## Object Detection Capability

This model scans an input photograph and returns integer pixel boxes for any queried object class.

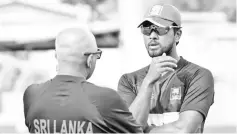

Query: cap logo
[149,5,163,16]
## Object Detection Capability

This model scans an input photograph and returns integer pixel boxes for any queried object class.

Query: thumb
[161,53,167,76]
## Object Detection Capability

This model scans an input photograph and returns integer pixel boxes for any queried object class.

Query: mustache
[148,40,160,46]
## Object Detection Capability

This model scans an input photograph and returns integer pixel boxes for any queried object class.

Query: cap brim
[137,16,173,28]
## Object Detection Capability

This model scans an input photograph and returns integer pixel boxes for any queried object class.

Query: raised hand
[145,53,177,84]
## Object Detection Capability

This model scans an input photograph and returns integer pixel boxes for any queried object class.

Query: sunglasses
[84,49,102,59]
[141,24,180,36]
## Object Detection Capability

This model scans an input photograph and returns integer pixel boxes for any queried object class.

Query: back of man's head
[55,26,97,65]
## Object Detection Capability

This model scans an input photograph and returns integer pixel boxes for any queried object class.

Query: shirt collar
[54,75,86,82]
[176,56,187,70]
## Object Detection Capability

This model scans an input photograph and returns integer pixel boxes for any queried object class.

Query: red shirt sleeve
[99,89,143,133]
[117,74,137,107]
[23,84,39,126]
[180,69,215,120]
[23,84,34,118]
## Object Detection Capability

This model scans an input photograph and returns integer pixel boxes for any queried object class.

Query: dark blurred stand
[0,0,120,51]
[0,30,120,51]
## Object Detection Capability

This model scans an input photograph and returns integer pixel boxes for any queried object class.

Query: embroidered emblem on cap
[170,87,181,100]
[149,5,163,16]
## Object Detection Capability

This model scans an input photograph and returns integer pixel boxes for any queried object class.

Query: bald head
[55,26,97,64]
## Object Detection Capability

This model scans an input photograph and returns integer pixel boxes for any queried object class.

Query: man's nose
[149,30,159,40]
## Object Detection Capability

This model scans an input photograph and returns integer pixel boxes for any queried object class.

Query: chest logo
[170,87,181,100]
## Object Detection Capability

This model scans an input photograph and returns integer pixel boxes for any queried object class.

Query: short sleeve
[23,84,37,120]
[23,85,32,118]
[100,89,143,133]
[117,74,137,107]
[180,69,214,120]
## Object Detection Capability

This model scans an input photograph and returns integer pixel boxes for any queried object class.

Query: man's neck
[165,52,180,61]
[57,61,88,78]
[57,68,86,79]
[167,45,180,61]
[173,54,180,61]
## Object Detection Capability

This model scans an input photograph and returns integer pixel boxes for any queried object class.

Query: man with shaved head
[23,26,143,133]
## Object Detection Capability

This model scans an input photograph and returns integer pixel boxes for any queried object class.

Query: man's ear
[175,30,182,42]
[86,54,93,68]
